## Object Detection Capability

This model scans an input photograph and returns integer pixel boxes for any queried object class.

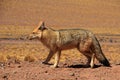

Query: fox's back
[58,28,91,39]
[56,29,92,49]
[58,28,91,35]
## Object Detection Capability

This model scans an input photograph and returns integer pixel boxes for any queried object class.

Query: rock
[69,73,75,76]
[2,73,9,79]
[109,39,113,43]
[45,70,48,73]
[18,65,22,68]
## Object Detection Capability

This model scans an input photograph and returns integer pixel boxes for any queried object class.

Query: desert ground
[0,0,120,80]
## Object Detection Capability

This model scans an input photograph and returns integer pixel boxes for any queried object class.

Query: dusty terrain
[0,0,120,80]
[0,58,120,80]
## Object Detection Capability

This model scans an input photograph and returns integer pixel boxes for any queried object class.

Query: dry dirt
[0,59,120,80]
[0,0,120,80]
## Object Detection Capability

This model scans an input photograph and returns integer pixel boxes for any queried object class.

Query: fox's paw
[90,64,94,68]
[42,61,49,64]
[50,65,58,68]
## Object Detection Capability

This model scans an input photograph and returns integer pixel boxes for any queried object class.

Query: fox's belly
[58,40,78,50]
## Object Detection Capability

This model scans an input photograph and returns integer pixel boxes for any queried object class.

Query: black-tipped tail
[91,35,110,67]
[100,58,110,67]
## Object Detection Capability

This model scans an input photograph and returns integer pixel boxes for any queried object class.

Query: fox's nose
[32,32,36,34]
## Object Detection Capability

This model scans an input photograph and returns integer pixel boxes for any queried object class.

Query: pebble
[69,73,75,76]
[45,70,48,73]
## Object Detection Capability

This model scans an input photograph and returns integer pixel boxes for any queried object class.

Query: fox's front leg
[90,54,95,68]
[42,50,55,64]
[51,50,61,68]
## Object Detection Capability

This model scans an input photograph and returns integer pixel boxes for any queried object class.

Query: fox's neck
[41,28,55,39]
[40,29,58,49]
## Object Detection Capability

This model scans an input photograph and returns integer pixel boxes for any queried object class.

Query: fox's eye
[39,26,46,31]
[38,26,44,30]
[38,27,41,30]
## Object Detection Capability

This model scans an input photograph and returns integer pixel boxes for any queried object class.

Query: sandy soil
[0,60,120,80]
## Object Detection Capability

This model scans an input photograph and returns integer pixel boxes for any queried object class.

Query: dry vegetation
[0,40,82,63]
[0,25,34,39]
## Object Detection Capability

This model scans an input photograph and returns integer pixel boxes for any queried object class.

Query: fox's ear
[39,22,47,31]
[42,22,45,26]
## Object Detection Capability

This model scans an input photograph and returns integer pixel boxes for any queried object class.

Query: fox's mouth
[28,36,34,40]
[28,33,41,40]
[28,31,42,40]
[28,34,36,40]
[28,37,33,40]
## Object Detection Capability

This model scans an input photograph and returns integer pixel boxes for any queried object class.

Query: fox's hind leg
[78,38,94,67]
[84,54,91,67]
[82,53,92,67]
[79,52,95,68]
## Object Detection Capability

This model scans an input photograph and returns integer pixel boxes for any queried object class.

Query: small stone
[18,65,22,68]
[2,73,9,79]
[109,39,113,43]
[116,62,120,65]
[2,75,7,78]
[13,71,17,74]
[69,73,75,76]
[45,71,48,73]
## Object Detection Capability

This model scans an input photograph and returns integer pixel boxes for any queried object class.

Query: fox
[29,21,110,68]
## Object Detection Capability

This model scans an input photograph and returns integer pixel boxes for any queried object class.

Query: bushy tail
[91,35,110,66]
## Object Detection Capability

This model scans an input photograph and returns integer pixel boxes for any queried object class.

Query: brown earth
[0,60,120,80]
[0,0,120,80]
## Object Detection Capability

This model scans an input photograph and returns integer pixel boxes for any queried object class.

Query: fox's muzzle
[28,32,42,40]
[28,34,35,40]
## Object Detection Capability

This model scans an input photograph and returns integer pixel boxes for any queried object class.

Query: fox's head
[29,21,48,40]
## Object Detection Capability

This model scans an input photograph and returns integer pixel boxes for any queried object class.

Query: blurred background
[0,0,120,27]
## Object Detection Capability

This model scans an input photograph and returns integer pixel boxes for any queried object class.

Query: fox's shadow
[67,64,102,68]
[41,61,102,68]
